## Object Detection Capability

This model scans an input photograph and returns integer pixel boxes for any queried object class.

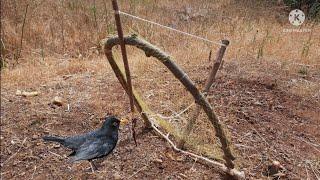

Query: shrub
[283,0,320,19]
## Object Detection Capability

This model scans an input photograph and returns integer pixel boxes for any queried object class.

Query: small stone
[264,160,286,177]
[52,96,64,106]
[273,160,281,167]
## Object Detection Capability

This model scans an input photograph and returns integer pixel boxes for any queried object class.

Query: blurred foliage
[309,2,320,19]
[283,0,320,19]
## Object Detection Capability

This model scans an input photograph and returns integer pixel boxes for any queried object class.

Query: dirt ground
[1,56,319,179]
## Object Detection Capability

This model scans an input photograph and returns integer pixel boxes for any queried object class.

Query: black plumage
[43,116,121,164]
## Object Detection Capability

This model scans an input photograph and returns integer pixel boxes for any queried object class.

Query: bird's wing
[70,138,116,162]
[63,130,100,150]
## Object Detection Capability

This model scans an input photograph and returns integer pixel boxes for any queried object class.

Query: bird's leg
[89,160,98,173]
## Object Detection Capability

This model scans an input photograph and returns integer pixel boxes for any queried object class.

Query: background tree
[283,0,320,19]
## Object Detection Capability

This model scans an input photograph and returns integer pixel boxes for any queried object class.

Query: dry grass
[2,0,320,63]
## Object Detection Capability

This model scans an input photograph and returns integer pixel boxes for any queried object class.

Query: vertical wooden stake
[204,40,229,90]
[112,0,135,113]
[178,40,230,151]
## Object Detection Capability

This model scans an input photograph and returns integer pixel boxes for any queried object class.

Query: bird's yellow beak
[120,118,129,125]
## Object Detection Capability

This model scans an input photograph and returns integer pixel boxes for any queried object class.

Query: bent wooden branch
[178,40,229,149]
[103,34,238,172]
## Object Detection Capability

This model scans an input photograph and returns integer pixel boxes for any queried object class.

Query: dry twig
[127,164,148,179]
[295,137,320,153]
[149,118,245,179]
[2,137,27,165]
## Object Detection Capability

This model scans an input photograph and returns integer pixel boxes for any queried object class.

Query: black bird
[43,116,125,170]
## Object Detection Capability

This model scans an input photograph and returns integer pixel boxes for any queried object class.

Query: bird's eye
[112,122,118,126]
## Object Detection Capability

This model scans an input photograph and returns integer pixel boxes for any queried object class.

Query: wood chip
[16,90,39,97]
[153,158,163,163]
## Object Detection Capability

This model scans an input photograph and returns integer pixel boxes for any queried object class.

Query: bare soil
[1,57,319,179]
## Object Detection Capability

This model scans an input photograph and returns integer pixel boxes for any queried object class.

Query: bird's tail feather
[43,136,65,143]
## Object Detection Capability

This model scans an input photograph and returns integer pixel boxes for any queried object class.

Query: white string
[155,102,195,121]
[119,11,226,47]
